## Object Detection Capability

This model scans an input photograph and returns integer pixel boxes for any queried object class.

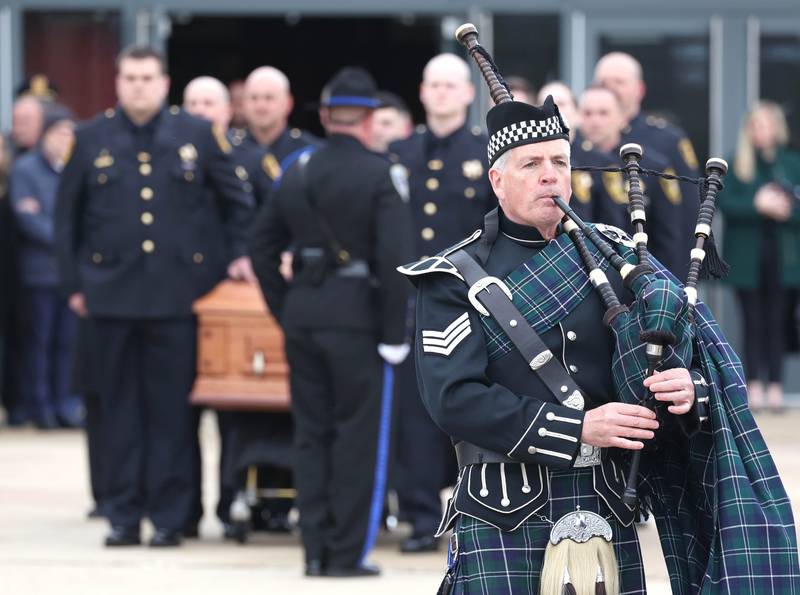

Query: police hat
[320,67,381,109]
[486,95,569,166]
[15,74,58,101]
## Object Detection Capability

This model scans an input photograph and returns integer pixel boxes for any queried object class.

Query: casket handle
[252,350,266,376]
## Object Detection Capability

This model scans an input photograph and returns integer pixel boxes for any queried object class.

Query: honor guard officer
[183,75,258,538]
[594,52,700,278]
[55,46,255,548]
[249,67,413,577]
[388,53,495,554]
[369,91,413,154]
[576,85,684,276]
[231,66,321,205]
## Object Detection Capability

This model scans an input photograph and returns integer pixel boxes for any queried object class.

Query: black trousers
[94,317,197,531]
[737,231,787,384]
[394,348,455,537]
[284,327,385,568]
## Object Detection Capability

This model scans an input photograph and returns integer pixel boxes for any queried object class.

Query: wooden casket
[190,280,290,411]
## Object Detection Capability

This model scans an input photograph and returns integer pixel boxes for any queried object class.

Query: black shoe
[304,560,325,577]
[400,535,440,553]
[326,563,381,577]
[149,528,182,547]
[34,414,59,430]
[183,523,200,539]
[104,526,141,547]
[87,505,108,519]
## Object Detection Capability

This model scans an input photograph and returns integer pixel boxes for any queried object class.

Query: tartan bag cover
[477,227,800,593]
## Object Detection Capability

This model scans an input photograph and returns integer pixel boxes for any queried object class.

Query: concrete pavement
[2,410,799,594]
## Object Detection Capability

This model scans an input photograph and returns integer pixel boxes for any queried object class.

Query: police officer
[369,91,413,154]
[388,53,495,553]
[576,85,684,276]
[594,52,700,278]
[249,67,413,577]
[55,46,255,548]
[183,75,257,538]
[231,66,321,205]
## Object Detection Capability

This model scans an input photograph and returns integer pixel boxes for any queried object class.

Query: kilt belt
[455,440,603,469]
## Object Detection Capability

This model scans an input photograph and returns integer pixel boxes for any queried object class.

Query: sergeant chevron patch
[422,312,471,356]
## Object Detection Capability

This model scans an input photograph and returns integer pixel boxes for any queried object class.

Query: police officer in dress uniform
[183,75,258,538]
[55,46,255,548]
[399,95,705,594]
[231,66,321,206]
[249,67,413,577]
[573,85,684,276]
[594,52,700,279]
[388,53,495,553]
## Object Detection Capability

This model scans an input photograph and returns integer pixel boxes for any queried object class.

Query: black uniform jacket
[230,127,321,206]
[249,133,413,344]
[389,123,495,259]
[572,134,686,277]
[623,113,701,274]
[400,210,702,532]
[55,106,255,319]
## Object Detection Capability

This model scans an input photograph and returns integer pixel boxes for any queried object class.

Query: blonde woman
[719,101,800,412]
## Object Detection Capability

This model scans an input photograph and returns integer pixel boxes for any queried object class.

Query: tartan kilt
[447,467,645,595]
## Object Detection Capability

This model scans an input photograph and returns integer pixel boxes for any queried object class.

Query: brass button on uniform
[140,187,154,200]
[464,187,476,199]
[425,178,439,191]
[139,163,152,176]
[91,252,103,264]
[567,331,577,341]
[427,159,443,171]
[140,212,154,225]
[142,240,155,253]
[97,174,108,184]
[184,171,195,181]
[423,202,438,216]
[527,446,537,455]
[193,252,204,264]
[421,227,435,241]
[137,152,150,163]
[569,364,579,373]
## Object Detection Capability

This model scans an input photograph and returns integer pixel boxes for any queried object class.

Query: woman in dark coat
[719,101,800,412]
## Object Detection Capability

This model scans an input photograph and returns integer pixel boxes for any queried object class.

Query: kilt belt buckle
[573,443,602,468]
[467,276,513,317]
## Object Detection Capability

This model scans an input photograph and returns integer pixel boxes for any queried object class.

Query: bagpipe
[457,22,800,595]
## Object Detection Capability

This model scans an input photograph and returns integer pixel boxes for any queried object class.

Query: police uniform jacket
[389,123,495,258]
[55,106,254,319]
[230,127,321,205]
[623,113,700,271]
[248,133,413,344]
[400,209,702,532]
[571,135,686,277]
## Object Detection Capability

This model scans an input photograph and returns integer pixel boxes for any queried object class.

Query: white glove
[378,343,410,365]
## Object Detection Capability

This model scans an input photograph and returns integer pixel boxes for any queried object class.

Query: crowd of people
[0,40,798,582]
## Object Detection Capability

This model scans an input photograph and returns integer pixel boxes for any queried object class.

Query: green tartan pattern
[448,467,645,595]
[473,228,800,592]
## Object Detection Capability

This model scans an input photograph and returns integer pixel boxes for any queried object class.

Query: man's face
[579,89,625,150]
[420,66,474,120]
[594,58,644,120]
[184,86,231,131]
[42,120,76,164]
[369,107,412,152]
[116,57,169,116]
[11,98,44,149]
[243,76,292,131]
[489,140,572,231]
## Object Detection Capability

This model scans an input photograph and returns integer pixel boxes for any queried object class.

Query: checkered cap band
[487,116,565,163]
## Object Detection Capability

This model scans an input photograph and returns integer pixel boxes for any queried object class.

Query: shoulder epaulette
[397,229,482,280]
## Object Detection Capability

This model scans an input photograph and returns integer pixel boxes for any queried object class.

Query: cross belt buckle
[467,276,513,317]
